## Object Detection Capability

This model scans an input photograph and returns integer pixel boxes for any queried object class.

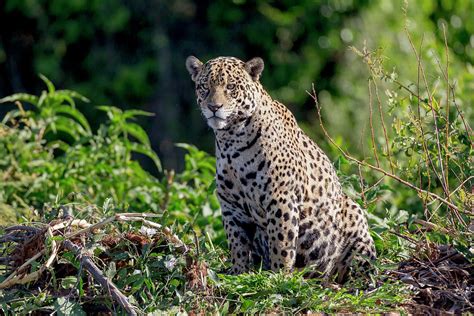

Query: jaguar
[185,55,376,281]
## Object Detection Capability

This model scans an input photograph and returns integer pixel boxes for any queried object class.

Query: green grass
[213,271,409,314]
[0,212,412,314]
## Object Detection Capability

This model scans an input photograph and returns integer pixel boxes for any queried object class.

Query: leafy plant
[0,77,220,230]
[1,74,91,142]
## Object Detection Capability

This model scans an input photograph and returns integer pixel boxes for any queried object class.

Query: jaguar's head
[186,56,264,130]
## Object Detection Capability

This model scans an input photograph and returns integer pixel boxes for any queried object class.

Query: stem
[308,86,470,222]
[442,24,450,193]
[368,80,380,167]
[63,240,138,315]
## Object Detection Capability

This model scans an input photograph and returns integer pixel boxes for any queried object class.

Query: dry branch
[63,213,188,252]
[0,226,58,289]
[62,240,138,316]
[307,86,471,219]
[0,211,188,313]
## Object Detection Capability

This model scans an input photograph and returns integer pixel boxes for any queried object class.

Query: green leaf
[123,109,155,119]
[127,142,162,172]
[45,117,87,140]
[39,74,55,94]
[123,122,150,146]
[97,105,122,115]
[58,251,80,269]
[55,105,92,134]
[37,91,48,108]
[207,179,216,194]
[57,89,90,103]
[175,143,195,151]
[60,276,78,289]
[54,297,86,316]
[0,93,39,106]
[97,105,123,121]
[57,93,77,108]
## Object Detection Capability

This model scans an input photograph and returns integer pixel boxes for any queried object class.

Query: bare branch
[373,78,394,173]
[442,24,450,191]
[63,240,138,316]
[307,86,471,220]
[404,21,450,202]
[0,226,57,289]
[368,80,380,168]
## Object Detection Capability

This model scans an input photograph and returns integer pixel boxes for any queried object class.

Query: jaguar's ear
[245,57,264,81]
[186,56,203,82]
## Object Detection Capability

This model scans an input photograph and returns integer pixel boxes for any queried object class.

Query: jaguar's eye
[226,83,236,90]
[198,83,209,90]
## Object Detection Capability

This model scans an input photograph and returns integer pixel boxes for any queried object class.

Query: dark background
[1,0,472,171]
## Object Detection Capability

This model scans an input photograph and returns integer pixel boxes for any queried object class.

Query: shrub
[0,76,221,242]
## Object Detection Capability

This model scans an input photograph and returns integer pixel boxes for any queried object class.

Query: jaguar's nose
[207,103,223,112]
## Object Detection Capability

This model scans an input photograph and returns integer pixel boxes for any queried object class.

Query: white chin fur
[207,117,228,130]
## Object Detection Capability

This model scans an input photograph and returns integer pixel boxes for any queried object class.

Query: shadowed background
[0,0,472,171]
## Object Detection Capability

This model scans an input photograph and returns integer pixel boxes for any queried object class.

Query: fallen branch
[63,240,138,316]
[0,226,58,289]
[413,219,450,235]
[64,213,188,253]
[5,225,43,233]
[118,215,188,253]
[0,212,188,291]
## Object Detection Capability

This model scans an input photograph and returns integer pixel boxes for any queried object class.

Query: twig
[430,251,458,266]
[393,24,450,202]
[5,226,43,233]
[373,78,394,173]
[404,21,451,203]
[64,215,116,239]
[361,175,385,196]
[442,24,450,191]
[51,219,91,231]
[119,215,188,253]
[388,230,418,245]
[307,86,471,220]
[416,35,431,218]
[367,80,380,167]
[449,176,473,197]
[0,226,58,289]
[160,170,174,211]
[449,83,473,146]
[358,164,367,208]
[413,219,450,235]
[431,175,474,216]
[63,240,138,316]
[0,234,26,243]
[0,257,14,264]
[0,212,187,291]
[62,213,188,252]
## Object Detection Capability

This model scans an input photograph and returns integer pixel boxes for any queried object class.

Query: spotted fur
[186,56,376,281]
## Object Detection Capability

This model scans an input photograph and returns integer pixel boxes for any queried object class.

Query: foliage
[0,78,220,237]
[325,18,473,261]
[7,0,472,167]
[0,4,473,312]
[0,78,413,314]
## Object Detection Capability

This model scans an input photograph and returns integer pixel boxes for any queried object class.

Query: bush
[0,76,221,242]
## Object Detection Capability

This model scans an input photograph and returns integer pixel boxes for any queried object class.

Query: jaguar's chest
[215,147,271,224]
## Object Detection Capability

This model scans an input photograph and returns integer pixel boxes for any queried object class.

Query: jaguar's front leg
[266,198,299,272]
[221,204,255,274]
